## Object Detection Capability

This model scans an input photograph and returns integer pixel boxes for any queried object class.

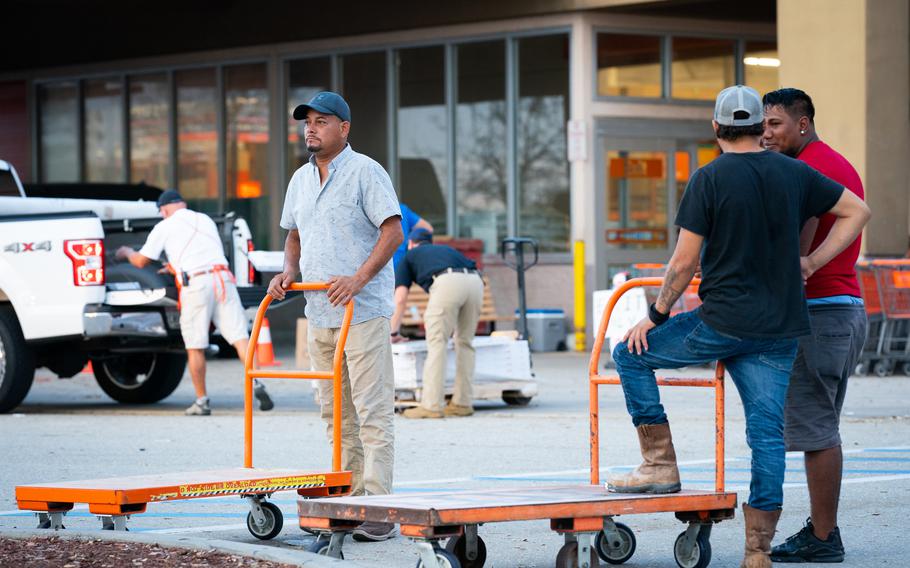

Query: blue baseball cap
[408,228,433,244]
[156,189,184,208]
[293,91,351,122]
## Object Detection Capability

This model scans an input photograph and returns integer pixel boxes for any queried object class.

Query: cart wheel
[555,541,600,568]
[596,523,636,564]
[308,538,345,559]
[900,362,910,376]
[674,529,711,568]
[416,548,461,568]
[445,534,487,567]
[873,360,891,377]
[855,361,871,376]
[36,513,51,530]
[502,393,532,406]
[246,501,283,540]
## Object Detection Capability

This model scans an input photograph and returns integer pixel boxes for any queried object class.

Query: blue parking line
[0,512,252,519]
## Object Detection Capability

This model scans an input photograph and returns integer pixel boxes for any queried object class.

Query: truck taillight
[247,239,256,284]
[64,239,105,286]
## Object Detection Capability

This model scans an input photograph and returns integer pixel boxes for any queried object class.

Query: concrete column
[778,0,910,255]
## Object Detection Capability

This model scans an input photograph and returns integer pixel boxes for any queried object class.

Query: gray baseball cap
[714,85,763,126]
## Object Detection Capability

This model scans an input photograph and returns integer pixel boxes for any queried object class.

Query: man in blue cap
[268,91,403,542]
[116,189,273,415]
[390,228,483,419]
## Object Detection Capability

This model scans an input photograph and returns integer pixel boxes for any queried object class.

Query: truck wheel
[0,305,36,413]
[92,352,187,404]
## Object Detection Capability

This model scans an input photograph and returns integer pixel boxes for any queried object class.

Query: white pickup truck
[0,160,264,412]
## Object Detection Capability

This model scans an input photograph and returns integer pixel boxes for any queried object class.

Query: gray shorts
[784,304,867,452]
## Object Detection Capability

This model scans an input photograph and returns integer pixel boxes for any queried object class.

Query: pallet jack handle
[244,283,354,471]
[587,278,727,494]
[501,237,539,340]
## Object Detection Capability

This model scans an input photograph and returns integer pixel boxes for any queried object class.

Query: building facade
[2,0,907,345]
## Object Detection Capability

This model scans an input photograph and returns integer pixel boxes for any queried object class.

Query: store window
[744,41,780,96]
[341,51,388,169]
[176,68,218,214]
[671,37,735,100]
[596,33,662,98]
[225,63,270,248]
[129,73,170,188]
[38,82,79,182]
[286,57,331,181]
[84,78,124,182]
[518,34,570,252]
[397,46,447,234]
[606,150,669,250]
[456,40,506,252]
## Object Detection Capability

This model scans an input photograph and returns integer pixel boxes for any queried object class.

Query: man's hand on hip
[623,316,657,355]
[327,275,365,307]
[267,271,296,300]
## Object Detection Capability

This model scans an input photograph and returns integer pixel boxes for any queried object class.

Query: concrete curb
[0,528,370,567]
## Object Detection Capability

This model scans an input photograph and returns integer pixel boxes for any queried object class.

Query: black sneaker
[771,518,845,563]
[352,521,398,542]
[253,380,274,411]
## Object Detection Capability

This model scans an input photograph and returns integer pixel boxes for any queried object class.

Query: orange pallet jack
[15,283,353,539]
[296,278,737,568]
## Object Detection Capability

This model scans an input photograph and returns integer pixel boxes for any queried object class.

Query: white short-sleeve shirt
[280,144,401,328]
[139,208,228,274]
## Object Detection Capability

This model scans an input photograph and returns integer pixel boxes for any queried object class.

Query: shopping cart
[864,260,910,376]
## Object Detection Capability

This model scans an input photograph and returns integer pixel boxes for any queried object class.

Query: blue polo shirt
[395,244,477,292]
[392,204,421,269]
[280,144,401,328]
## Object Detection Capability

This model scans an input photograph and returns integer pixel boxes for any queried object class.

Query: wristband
[391,331,400,337]
[648,303,670,326]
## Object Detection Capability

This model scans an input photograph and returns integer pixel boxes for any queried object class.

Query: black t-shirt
[675,150,844,339]
[395,244,477,292]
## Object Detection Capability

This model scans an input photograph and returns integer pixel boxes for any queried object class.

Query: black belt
[432,267,480,280]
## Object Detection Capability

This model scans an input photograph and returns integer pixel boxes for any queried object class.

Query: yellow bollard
[573,239,586,351]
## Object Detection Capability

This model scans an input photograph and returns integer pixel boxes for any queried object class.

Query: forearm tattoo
[656,265,688,313]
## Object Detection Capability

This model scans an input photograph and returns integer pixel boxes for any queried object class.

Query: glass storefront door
[595,133,720,289]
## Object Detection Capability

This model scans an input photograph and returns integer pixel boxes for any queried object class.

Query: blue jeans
[612,310,798,511]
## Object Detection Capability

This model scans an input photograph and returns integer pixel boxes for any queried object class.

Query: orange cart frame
[295,278,736,568]
[15,283,353,539]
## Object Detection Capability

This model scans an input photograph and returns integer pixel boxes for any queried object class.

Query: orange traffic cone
[256,317,282,367]
[81,361,93,375]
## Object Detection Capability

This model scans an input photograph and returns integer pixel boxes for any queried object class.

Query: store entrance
[594,118,719,289]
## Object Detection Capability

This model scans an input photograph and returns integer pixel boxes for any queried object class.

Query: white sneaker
[185,398,211,416]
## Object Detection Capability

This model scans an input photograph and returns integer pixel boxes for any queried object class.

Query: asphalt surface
[2,348,909,567]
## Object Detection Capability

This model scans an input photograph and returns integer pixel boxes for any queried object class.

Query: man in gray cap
[268,91,403,542]
[116,190,273,416]
[607,85,870,568]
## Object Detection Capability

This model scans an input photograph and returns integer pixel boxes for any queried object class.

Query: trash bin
[518,309,566,352]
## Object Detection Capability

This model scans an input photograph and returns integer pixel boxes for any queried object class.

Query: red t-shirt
[797,140,864,298]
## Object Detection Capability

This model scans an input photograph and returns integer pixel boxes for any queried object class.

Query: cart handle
[243,283,354,471]
[587,278,726,495]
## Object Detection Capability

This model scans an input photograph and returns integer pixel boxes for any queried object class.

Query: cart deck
[298,485,736,532]
[15,284,354,539]
[18,468,352,514]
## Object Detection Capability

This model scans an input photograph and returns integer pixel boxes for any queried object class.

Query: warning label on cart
[177,475,327,498]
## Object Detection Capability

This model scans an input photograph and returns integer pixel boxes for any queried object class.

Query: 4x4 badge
[3,241,52,253]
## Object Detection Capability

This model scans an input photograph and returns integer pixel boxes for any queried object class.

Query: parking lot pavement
[2,350,909,566]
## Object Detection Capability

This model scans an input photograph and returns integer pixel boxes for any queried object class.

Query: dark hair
[762,88,815,123]
[716,122,764,141]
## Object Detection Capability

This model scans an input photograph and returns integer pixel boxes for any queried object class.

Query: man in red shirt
[762,88,868,563]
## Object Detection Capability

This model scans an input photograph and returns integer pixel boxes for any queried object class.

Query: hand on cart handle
[327,274,366,307]
[267,270,299,301]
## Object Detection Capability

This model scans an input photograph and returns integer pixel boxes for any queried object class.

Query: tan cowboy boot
[741,504,782,568]
[607,423,681,493]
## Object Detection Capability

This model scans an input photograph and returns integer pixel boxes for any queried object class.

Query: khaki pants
[308,317,395,496]
[421,272,484,411]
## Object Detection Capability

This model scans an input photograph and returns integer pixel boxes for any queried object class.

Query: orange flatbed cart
[15,284,353,538]
[296,278,737,568]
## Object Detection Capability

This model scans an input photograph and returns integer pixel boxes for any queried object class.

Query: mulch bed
[0,536,299,568]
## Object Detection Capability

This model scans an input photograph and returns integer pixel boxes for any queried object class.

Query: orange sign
[609,158,664,179]
[606,228,668,245]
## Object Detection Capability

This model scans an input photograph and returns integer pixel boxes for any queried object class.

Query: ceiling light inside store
[743,57,781,67]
